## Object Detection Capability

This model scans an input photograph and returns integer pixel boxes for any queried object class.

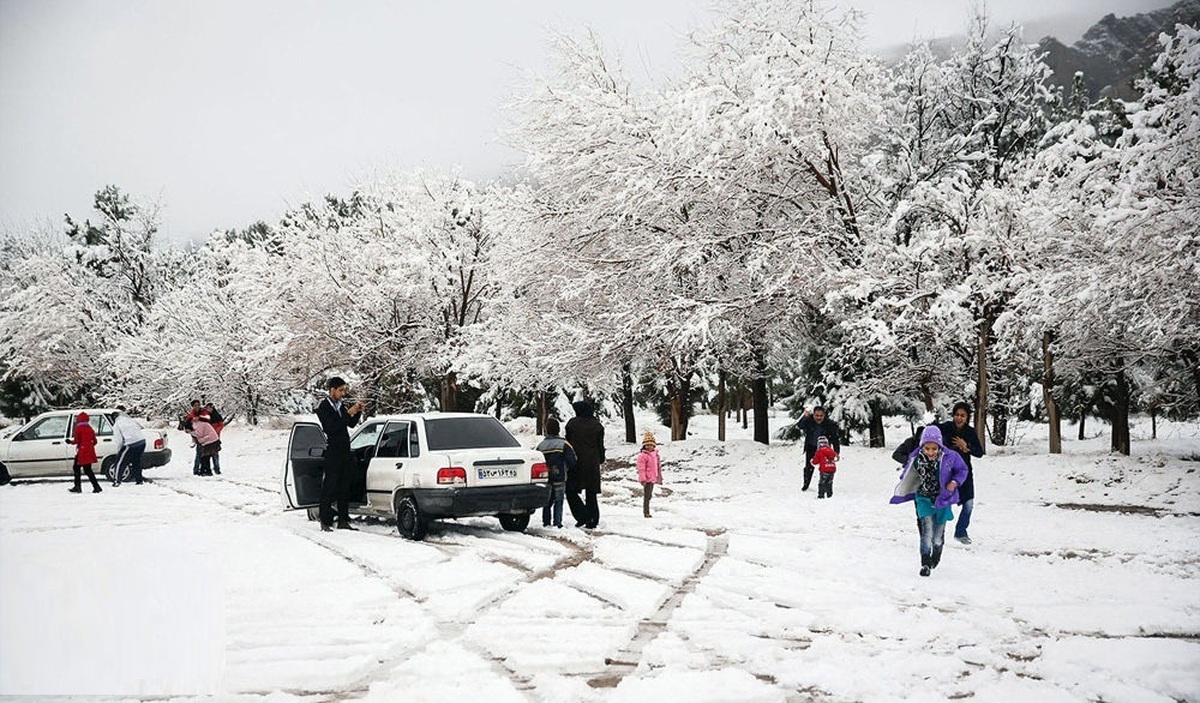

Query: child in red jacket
[67,412,103,493]
[812,436,838,499]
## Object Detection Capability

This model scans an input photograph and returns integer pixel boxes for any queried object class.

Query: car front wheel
[396,495,428,541]
[498,512,530,532]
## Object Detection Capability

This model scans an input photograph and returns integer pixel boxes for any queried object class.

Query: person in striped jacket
[536,417,576,528]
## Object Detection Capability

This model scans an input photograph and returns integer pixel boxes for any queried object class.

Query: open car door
[282,422,325,509]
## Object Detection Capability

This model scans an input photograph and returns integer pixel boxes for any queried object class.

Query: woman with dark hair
[937,402,985,544]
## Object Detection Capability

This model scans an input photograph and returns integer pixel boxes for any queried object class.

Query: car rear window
[424,417,520,451]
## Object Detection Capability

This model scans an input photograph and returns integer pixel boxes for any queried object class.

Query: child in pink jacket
[636,431,663,518]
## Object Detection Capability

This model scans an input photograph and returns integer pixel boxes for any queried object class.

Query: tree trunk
[1181,349,1200,409]
[752,350,769,445]
[1042,332,1062,454]
[494,391,502,419]
[536,391,545,435]
[1151,406,1157,440]
[1078,405,1087,441]
[974,320,991,451]
[919,373,934,412]
[440,371,457,412]
[868,399,885,448]
[668,371,692,441]
[741,384,749,430]
[1111,363,1131,455]
[991,402,1008,446]
[621,363,636,444]
[717,369,727,442]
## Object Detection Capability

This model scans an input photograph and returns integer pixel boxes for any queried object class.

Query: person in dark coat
[316,376,364,532]
[795,406,841,491]
[565,400,605,529]
[937,402,985,545]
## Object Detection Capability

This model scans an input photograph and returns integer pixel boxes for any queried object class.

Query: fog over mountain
[1038,0,1200,99]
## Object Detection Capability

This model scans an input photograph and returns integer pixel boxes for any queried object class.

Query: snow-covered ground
[2,411,1199,702]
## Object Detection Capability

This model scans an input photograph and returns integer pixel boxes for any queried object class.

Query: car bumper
[142,449,172,469]
[413,484,549,518]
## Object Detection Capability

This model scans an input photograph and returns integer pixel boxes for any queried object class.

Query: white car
[282,412,549,539]
[0,409,172,482]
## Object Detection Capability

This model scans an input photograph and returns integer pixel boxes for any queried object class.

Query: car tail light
[154,438,165,450]
[437,466,467,485]
[531,462,548,480]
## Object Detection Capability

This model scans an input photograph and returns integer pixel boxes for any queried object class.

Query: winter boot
[69,485,82,493]
[919,555,931,577]
[930,546,943,570]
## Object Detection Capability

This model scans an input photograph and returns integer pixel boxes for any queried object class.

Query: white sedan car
[282,412,549,539]
[0,409,172,482]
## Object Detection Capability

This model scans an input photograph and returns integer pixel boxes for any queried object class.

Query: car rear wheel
[101,457,129,483]
[396,495,428,541]
[498,512,530,532]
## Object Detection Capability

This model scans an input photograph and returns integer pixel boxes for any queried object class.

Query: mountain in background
[1038,0,1200,100]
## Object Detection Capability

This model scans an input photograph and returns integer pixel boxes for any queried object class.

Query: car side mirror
[308,447,325,458]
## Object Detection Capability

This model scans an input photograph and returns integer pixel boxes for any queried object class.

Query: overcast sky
[0,0,1171,244]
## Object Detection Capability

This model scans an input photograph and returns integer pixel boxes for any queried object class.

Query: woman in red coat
[67,412,102,493]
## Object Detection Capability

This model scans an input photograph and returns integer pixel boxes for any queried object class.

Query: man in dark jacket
[565,400,605,529]
[795,406,841,491]
[937,402,985,545]
[316,376,364,532]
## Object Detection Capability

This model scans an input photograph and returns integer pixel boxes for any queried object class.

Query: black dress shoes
[320,523,334,532]
[336,522,358,531]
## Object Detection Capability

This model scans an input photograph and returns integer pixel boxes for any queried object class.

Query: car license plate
[477,467,519,480]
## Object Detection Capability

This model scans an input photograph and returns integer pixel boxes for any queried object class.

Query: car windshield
[424,417,520,451]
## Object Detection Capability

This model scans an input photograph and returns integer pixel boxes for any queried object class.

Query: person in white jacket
[111,407,148,487]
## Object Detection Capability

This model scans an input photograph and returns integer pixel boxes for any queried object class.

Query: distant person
[205,402,225,475]
[811,435,838,499]
[565,400,605,529]
[180,414,220,477]
[185,399,205,476]
[66,412,102,493]
[315,377,364,532]
[535,417,576,528]
[937,402,985,545]
[890,425,968,577]
[795,406,841,491]
[111,407,147,487]
[636,431,663,518]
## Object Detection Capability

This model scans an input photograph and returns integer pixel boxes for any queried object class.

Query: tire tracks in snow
[148,475,739,699]
[586,529,729,689]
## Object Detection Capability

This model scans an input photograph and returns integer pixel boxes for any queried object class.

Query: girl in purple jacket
[891,425,968,576]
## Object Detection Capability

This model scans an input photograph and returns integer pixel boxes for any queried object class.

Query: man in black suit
[316,376,364,532]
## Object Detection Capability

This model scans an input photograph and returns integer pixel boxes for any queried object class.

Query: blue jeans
[193,444,202,475]
[917,514,946,558]
[955,499,974,538]
[543,484,565,527]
